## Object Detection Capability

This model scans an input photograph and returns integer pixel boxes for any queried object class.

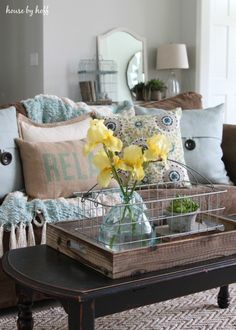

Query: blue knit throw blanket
[0,191,97,257]
[0,190,125,257]
[22,94,88,123]
[0,192,90,228]
[22,94,134,123]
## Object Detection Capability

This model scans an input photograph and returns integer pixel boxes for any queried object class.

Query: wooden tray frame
[46,213,236,279]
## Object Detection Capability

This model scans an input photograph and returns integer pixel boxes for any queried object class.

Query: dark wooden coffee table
[2,245,235,330]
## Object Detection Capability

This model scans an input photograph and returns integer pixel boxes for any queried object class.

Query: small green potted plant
[131,82,145,101]
[167,196,200,233]
[146,79,166,101]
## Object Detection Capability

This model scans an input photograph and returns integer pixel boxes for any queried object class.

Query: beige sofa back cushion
[137,92,203,110]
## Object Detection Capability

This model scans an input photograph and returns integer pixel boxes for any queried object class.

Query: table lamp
[156,43,189,97]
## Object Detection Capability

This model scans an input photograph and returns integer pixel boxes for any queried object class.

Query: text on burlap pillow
[15,139,99,199]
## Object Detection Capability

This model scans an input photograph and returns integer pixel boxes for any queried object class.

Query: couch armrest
[222,124,236,184]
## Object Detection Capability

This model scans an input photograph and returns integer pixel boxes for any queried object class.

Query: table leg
[16,285,34,330]
[217,285,230,309]
[67,300,95,330]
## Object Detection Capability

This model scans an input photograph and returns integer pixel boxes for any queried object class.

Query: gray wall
[180,0,198,93]
[0,0,44,104]
[0,0,197,103]
[43,0,182,100]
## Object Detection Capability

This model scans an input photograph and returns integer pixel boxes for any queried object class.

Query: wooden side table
[2,245,234,330]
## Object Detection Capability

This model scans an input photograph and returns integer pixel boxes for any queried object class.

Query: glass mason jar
[98,192,155,252]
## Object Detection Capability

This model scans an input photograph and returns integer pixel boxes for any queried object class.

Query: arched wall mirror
[97,28,147,102]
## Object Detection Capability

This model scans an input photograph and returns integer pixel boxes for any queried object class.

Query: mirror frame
[126,50,143,91]
[97,27,148,100]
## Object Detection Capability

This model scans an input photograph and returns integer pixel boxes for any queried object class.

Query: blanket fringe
[0,225,3,258]
[41,221,47,245]
[33,210,46,245]
[27,222,36,247]
[4,215,45,254]
[9,224,17,250]
[17,223,27,248]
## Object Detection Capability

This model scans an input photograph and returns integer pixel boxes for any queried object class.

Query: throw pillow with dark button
[0,107,24,199]
[180,104,230,184]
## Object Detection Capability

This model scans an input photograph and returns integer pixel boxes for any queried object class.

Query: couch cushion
[216,185,236,215]
[15,138,99,199]
[135,105,180,116]
[137,92,203,110]
[180,104,230,184]
[100,108,189,184]
[0,102,27,116]
[0,107,24,198]
[222,124,236,185]
[17,113,92,142]
[76,100,135,117]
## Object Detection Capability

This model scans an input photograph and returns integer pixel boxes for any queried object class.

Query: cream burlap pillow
[17,113,92,142]
[15,138,98,199]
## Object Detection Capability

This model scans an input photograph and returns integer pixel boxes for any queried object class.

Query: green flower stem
[103,146,139,249]
[128,180,138,199]
[104,146,126,197]
[118,205,129,234]
[109,235,116,249]
[108,204,136,249]
[109,204,130,248]
[126,205,136,232]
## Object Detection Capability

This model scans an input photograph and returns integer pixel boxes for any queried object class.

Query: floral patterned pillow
[101,108,189,184]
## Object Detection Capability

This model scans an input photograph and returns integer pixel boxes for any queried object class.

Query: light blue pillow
[112,100,134,116]
[180,104,230,184]
[91,100,135,117]
[0,107,24,198]
[134,105,163,115]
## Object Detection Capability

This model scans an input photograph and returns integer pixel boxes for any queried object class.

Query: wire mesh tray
[46,182,236,279]
[71,182,226,247]
[156,214,225,242]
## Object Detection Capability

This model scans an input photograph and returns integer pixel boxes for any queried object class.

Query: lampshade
[156,43,189,70]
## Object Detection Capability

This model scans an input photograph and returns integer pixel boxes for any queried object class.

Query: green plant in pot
[131,82,145,101]
[167,196,200,233]
[146,79,166,101]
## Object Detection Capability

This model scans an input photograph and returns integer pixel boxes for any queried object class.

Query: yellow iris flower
[144,134,172,162]
[121,145,145,181]
[93,149,122,187]
[84,119,123,154]
[85,120,172,189]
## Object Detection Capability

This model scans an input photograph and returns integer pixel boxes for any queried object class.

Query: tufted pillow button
[185,139,196,151]
[0,150,12,166]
